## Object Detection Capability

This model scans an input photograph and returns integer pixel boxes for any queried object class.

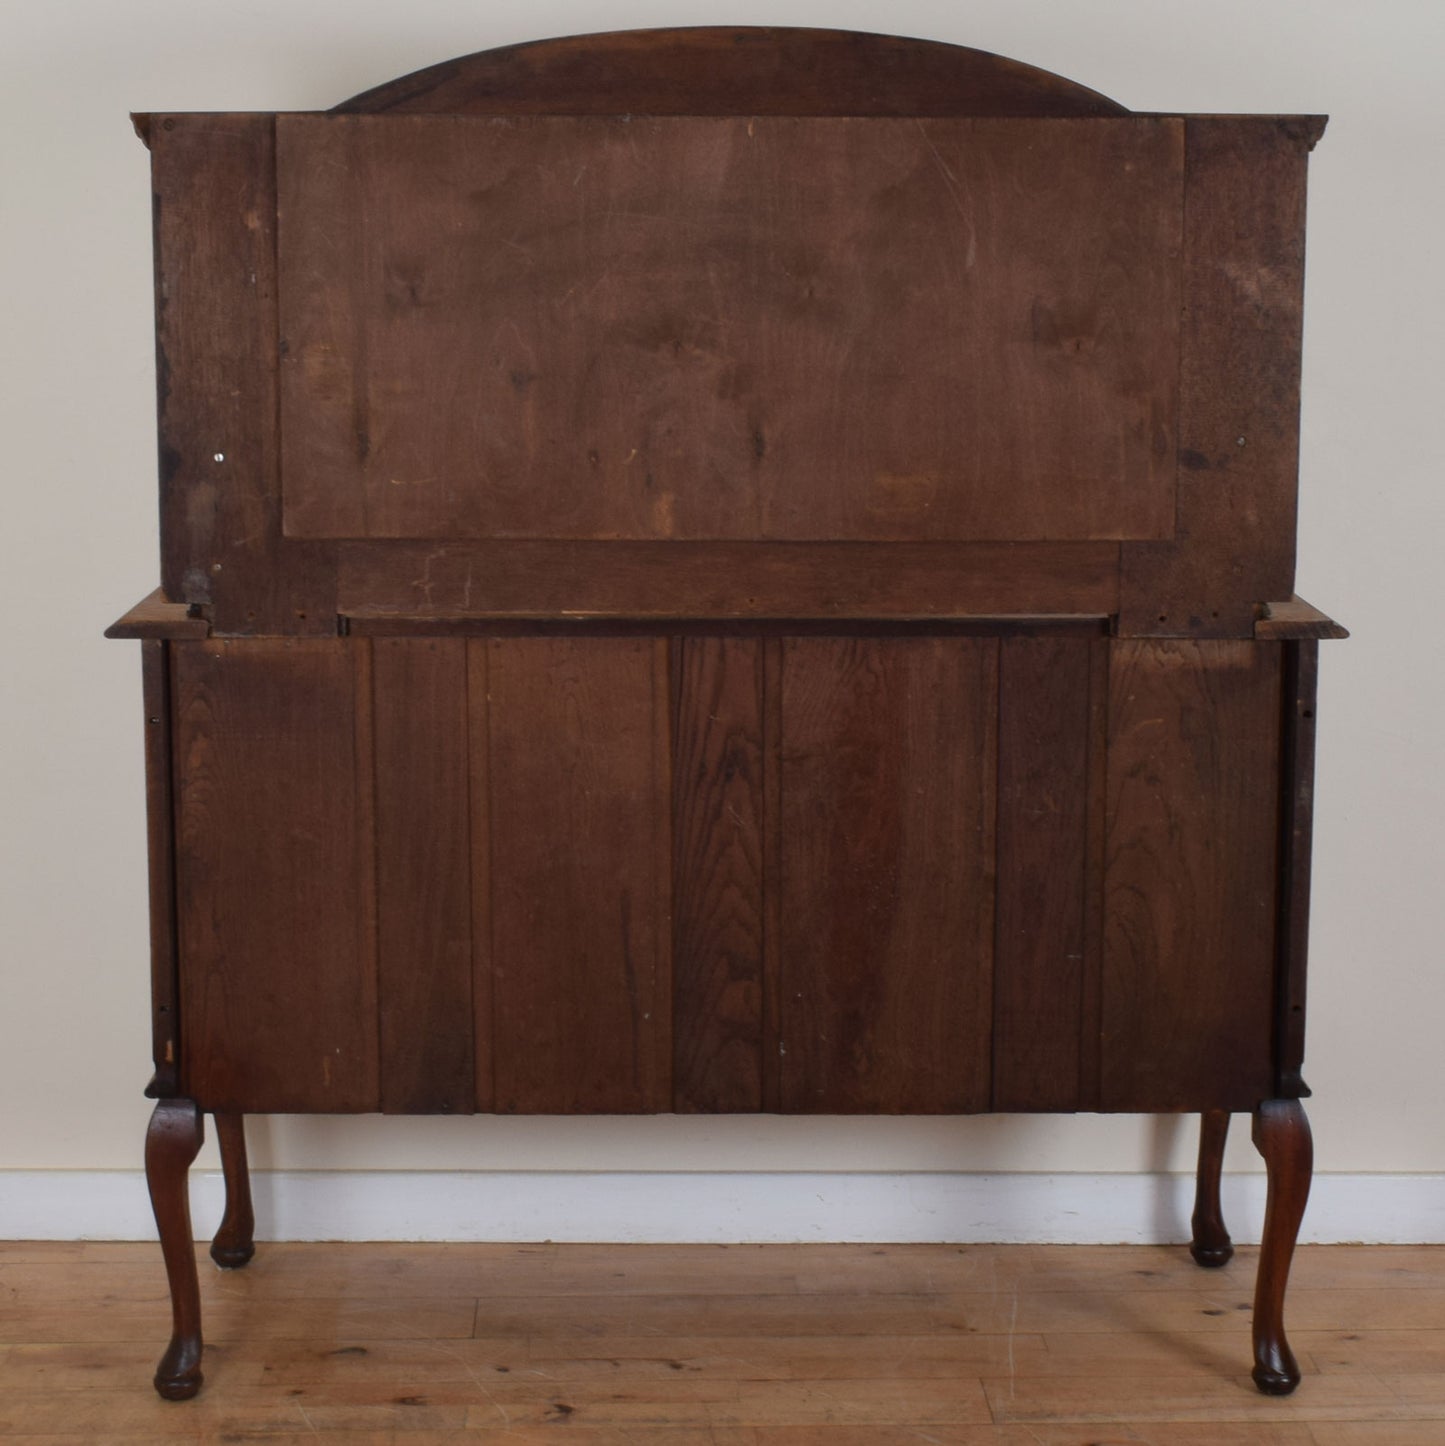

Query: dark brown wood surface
[1190,1108,1235,1268]
[484,637,673,1113]
[278,115,1181,547]
[143,1099,205,1399]
[140,640,181,1099]
[777,638,997,1113]
[149,115,334,635]
[465,641,495,1111]
[1256,596,1349,641]
[1101,641,1282,1110]
[335,539,1121,620]
[372,639,475,1113]
[991,638,1096,1111]
[1274,640,1320,1097]
[209,1113,256,1269]
[1118,119,1321,636]
[174,640,379,1112]
[671,638,765,1113]
[333,27,1129,118]
[106,589,208,640]
[1251,1098,1314,1393]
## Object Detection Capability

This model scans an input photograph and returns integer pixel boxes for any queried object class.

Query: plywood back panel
[277,115,1183,546]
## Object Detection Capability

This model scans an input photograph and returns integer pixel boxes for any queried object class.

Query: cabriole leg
[1251,1097,1313,1395]
[1190,1109,1234,1267]
[145,1098,205,1400]
[211,1113,256,1269]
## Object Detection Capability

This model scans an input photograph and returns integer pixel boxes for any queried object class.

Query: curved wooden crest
[333,26,1128,117]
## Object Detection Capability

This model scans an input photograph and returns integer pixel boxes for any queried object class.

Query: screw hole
[1157,614,1167,623]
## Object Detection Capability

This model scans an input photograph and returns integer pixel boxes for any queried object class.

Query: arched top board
[332,26,1129,118]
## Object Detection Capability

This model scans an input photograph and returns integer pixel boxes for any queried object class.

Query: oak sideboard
[108,26,1344,1400]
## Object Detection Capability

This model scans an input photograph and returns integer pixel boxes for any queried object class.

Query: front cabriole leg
[1251,1097,1313,1394]
[145,1098,205,1399]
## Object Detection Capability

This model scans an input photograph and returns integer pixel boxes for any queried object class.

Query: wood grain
[335,538,1121,620]
[278,115,1181,548]
[991,637,1096,1110]
[670,638,765,1113]
[105,589,208,640]
[149,114,335,635]
[484,637,672,1112]
[1101,640,1282,1110]
[4,1243,1439,1438]
[372,638,474,1113]
[1276,640,1320,1097]
[1256,596,1349,641]
[777,637,997,1112]
[334,27,1130,118]
[140,640,180,1098]
[173,640,379,1111]
[1119,118,1321,636]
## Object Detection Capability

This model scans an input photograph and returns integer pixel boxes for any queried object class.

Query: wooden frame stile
[108,27,1344,1403]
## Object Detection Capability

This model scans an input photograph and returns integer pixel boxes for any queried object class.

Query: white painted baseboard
[2,1172,1440,1244]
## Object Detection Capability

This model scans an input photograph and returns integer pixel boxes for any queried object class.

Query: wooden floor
[0,1242,1442,1442]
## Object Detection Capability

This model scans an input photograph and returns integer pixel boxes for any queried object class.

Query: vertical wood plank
[992,638,1092,1111]
[1118,118,1318,636]
[141,641,180,1098]
[777,638,997,1113]
[1076,636,1112,1111]
[486,637,672,1113]
[372,639,474,1113]
[671,638,765,1113]
[1102,640,1282,1110]
[1275,639,1320,1098]
[760,637,786,1114]
[468,641,495,1112]
[174,640,378,1111]
[150,115,335,635]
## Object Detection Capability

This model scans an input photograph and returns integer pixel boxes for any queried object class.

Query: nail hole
[1302,709,1314,718]
[1157,614,1167,623]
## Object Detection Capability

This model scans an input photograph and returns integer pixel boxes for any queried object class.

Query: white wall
[1,0,1440,1238]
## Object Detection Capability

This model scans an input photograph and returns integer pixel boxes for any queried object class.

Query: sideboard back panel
[167,634,1287,1115]
[275,115,1183,546]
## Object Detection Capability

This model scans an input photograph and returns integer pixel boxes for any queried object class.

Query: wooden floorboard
[0,1242,1441,1440]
